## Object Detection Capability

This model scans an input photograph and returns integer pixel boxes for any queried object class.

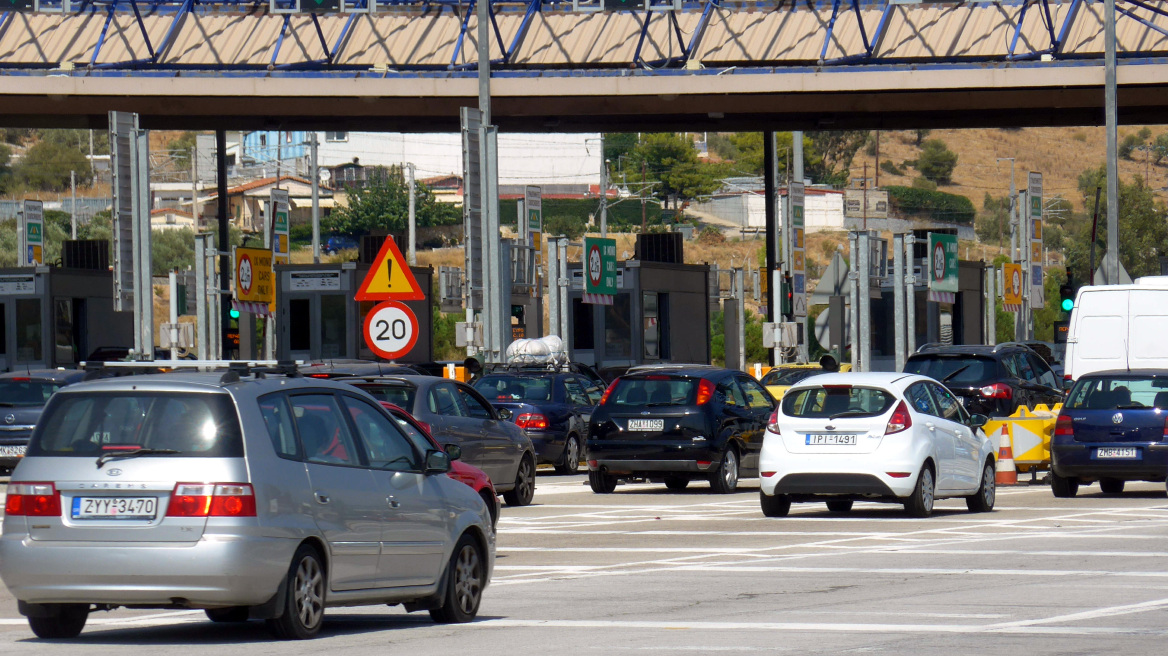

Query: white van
[1065,276,1168,381]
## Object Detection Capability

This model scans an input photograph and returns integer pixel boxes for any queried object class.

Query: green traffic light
[229,308,240,319]
[1060,298,1074,312]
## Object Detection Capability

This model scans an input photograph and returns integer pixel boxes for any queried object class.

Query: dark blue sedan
[1051,370,1168,497]
[473,372,603,474]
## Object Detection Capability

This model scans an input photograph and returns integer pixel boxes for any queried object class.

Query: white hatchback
[758,373,997,517]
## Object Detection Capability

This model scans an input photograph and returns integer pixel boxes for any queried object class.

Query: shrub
[885,185,976,225]
[914,139,958,184]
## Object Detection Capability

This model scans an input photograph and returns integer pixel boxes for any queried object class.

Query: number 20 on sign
[363,301,419,360]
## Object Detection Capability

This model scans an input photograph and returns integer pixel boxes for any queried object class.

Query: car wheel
[205,607,250,623]
[760,490,791,517]
[664,476,689,491]
[503,455,535,506]
[826,499,853,512]
[479,490,499,528]
[1100,478,1125,494]
[265,544,326,640]
[589,469,618,493]
[904,465,935,518]
[430,534,485,624]
[966,460,996,513]
[27,604,88,640]
[1051,472,1079,498]
[555,435,581,475]
[708,448,739,494]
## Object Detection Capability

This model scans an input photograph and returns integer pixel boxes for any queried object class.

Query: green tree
[1153,132,1168,165]
[603,133,639,167]
[913,129,932,146]
[324,167,461,237]
[1064,165,1168,281]
[170,131,199,172]
[15,139,92,190]
[627,133,726,208]
[914,139,958,184]
[807,130,869,188]
[975,193,1011,247]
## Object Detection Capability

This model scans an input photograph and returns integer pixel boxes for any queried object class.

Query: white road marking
[474,618,1168,636]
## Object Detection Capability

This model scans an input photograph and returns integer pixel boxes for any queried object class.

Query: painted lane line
[985,596,1168,631]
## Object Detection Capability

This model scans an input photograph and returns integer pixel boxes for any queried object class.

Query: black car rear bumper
[1051,442,1168,482]
[589,459,718,475]
[771,473,897,497]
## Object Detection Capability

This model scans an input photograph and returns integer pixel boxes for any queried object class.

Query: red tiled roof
[150,208,193,217]
[206,175,313,197]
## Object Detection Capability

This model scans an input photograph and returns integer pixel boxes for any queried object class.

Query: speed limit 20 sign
[363,301,419,360]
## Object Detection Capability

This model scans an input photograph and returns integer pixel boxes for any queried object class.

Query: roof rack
[81,360,304,383]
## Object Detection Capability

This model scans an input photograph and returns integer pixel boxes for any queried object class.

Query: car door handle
[386,496,400,509]
[314,492,330,505]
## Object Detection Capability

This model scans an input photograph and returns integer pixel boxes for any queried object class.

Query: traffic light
[1059,275,1075,313]
[229,308,241,320]
[780,275,793,318]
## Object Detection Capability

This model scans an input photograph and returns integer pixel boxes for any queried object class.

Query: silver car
[0,370,494,640]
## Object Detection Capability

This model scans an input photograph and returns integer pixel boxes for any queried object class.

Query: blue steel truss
[0,0,1166,72]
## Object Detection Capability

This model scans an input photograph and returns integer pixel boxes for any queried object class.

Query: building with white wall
[689,187,846,232]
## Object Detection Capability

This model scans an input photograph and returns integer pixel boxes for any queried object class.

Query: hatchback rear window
[28,392,243,457]
[606,377,695,406]
[903,356,997,385]
[474,375,553,402]
[355,384,417,410]
[782,386,897,418]
[761,368,823,387]
[1066,376,1168,410]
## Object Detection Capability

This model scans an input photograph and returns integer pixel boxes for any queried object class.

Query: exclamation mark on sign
[386,260,393,288]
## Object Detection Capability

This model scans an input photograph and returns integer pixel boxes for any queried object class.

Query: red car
[379,402,499,528]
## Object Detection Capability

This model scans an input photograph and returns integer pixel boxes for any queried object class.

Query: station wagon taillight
[884,401,913,435]
[516,413,549,430]
[4,482,61,517]
[1055,414,1074,437]
[979,383,1013,399]
[166,483,256,518]
[696,379,716,405]
[766,409,781,435]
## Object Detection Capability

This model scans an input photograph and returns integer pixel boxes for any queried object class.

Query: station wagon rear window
[1065,376,1168,410]
[606,377,695,406]
[474,375,553,402]
[903,356,997,385]
[28,392,243,457]
[782,386,897,419]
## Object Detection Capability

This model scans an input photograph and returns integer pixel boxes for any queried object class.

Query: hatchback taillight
[4,482,61,517]
[885,401,912,435]
[696,379,715,405]
[1055,414,1074,437]
[600,380,618,405]
[980,383,1013,399]
[166,483,256,517]
[766,408,781,435]
[516,413,549,430]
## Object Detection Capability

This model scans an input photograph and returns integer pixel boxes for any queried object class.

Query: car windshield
[762,368,822,387]
[1065,376,1168,410]
[474,375,553,402]
[355,384,417,409]
[782,385,897,418]
[605,377,695,406]
[0,380,62,406]
[903,356,997,385]
[28,392,243,457]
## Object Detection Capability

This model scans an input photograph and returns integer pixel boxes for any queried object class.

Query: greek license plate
[71,497,158,520]
[806,434,858,446]
[1096,447,1138,459]
[0,445,26,458]
[627,419,664,431]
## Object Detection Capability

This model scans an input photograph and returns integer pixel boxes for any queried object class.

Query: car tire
[503,455,535,506]
[1051,472,1079,498]
[664,476,689,491]
[27,604,88,640]
[479,490,499,528]
[555,435,581,475]
[826,499,854,512]
[429,534,485,624]
[904,465,935,518]
[966,460,996,513]
[589,469,618,493]
[1100,478,1125,494]
[760,490,791,517]
[265,544,326,640]
[205,607,250,623]
[708,448,740,494]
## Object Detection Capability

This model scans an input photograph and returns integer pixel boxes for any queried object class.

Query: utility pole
[1105,0,1120,285]
[191,148,200,229]
[893,232,906,371]
[905,233,917,354]
[792,131,807,364]
[407,162,417,265]
[70,170,77,239]
[862,162,869,232]
[641,160,647,233]
[997,157,1016,260]
[599,146,608,237]
[311,132,320,263]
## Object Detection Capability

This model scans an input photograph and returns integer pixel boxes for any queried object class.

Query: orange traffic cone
[996,424,1018,485]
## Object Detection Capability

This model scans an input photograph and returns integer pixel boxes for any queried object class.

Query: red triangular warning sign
[354,237,424,301]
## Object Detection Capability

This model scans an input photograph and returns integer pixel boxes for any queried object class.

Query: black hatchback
[903,343,1064,417]
[585,367,776,494]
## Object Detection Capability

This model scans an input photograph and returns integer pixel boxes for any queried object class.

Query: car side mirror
[444,443,463,461]
[497,407,513,421]
[968,413,989,429]
[425,449,452,474]
[1062,379,1074,393]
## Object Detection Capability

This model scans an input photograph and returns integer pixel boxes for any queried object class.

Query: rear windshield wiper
[828,410,872,420]
[96,448,180,468]
[941,365,971,383]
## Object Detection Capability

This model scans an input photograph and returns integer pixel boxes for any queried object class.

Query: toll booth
[566,259,711,371]
[0,266,133,372]
[274,262,433,363]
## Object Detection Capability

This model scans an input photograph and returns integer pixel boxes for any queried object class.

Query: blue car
[1051,370,1168,497]
[473,372,603,474]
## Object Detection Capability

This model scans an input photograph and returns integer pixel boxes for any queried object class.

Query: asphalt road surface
[3,476,1168,655]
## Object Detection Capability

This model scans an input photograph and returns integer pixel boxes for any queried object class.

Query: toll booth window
[572,298,594,350]
[320,295,347,358]
[0,302,6,355]
[54,299,75,364]
[643,293,659,359]
[15,298,42,362]
[289,299,311,351]
[604,293,632,359]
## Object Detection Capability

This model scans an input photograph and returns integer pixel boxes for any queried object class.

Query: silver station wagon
[0,366,494,640]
